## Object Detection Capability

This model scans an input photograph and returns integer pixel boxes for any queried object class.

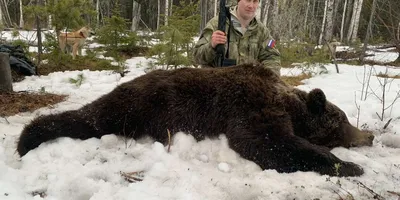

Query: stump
[0,52,13,92]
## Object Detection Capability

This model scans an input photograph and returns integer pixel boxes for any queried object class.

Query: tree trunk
[157,0,160,30]
[304,0,310,32]
[397,22,400,41]
[96,0,100,27]
[270,0,279,39]
[165,0,169,26]
[131,1,141,31]
[36,0,42,70]
[318,0,328,44]
[340,0,347,42]
[360,0,376,63]
[19,0,24,28]
[0,52,13,92]
[324,0,335,42]
[347,0,363,43]
[310,0,317,42]
[0,0,12,27]
[200,0,207,33]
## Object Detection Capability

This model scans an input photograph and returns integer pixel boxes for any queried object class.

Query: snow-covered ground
[1,30,400,199]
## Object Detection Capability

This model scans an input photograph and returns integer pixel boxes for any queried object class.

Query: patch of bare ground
[0,92,67,117]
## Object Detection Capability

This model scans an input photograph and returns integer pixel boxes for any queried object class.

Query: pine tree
[148,0,200,69]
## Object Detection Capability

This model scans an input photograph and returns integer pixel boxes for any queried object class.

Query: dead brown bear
[17,63,374,177]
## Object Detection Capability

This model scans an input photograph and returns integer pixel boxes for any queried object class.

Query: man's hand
[211,30,227,48]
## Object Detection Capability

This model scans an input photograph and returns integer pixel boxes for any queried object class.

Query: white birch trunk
[96,0,100,26]
[48,15,52,29]
[19,0,24,28]
[318,0,328,44]
[324,0,335,42]
[397,22,400,41]
[131,1,141,31]
[1,0,12,27]
[340,0,347,42]
[165,0,169,26]
[169,0,173,17]
[347,0,363,42]
[304,0,310,31]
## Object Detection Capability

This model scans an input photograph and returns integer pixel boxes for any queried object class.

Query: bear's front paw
[337,161,364,177]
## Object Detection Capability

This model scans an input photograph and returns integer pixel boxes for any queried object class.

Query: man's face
[237,0,259,20]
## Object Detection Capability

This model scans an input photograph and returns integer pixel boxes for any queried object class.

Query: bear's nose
[368,135,374,142]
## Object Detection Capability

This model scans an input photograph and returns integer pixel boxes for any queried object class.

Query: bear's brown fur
[17,63,374,176]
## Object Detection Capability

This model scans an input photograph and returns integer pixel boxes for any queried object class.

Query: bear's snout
[343,124,374,148]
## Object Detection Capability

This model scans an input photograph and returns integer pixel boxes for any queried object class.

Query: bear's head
[290,88,374,149]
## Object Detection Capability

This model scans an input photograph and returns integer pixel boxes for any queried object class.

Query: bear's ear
[307,88,327,114]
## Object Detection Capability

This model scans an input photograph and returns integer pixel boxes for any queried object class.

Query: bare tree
[199,0,207,33]
[156,0,161,28]
[96,0,100,27]
[366,67,400,121]
[360,0,377,63]
[323,0,335,42]
[19,0,24,28]
[347,0,363,43]
[318,0,328,44]
[304,0,310,32]
[0,0,12,27]
[36,0,43,69]
[131,1,141,31]
[340,0,348,42]
[374,0,400,62]
[165,0,169,26]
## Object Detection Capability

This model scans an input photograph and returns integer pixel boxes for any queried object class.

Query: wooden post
[0,52,13,92]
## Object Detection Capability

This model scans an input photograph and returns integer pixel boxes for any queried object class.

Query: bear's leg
[228,135,364,177]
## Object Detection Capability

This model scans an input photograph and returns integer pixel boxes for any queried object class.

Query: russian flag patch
[267,40,276,48]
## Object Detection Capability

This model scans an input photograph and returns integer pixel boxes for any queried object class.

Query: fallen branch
[354,180,385,200]
[383,118,393,129]
[387,190,400,198]
[120,171,145,183]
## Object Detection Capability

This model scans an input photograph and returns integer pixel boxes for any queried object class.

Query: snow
[1,31,400,199]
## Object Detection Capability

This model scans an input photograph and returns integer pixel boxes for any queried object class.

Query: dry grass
[375,73,400,79]
[38,55,116,76]
[281,73,313,86]
[0,92,67,117]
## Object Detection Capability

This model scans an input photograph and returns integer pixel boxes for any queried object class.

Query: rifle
[216,0,236,67]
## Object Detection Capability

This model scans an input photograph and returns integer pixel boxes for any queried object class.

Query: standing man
[193,0,281,75]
